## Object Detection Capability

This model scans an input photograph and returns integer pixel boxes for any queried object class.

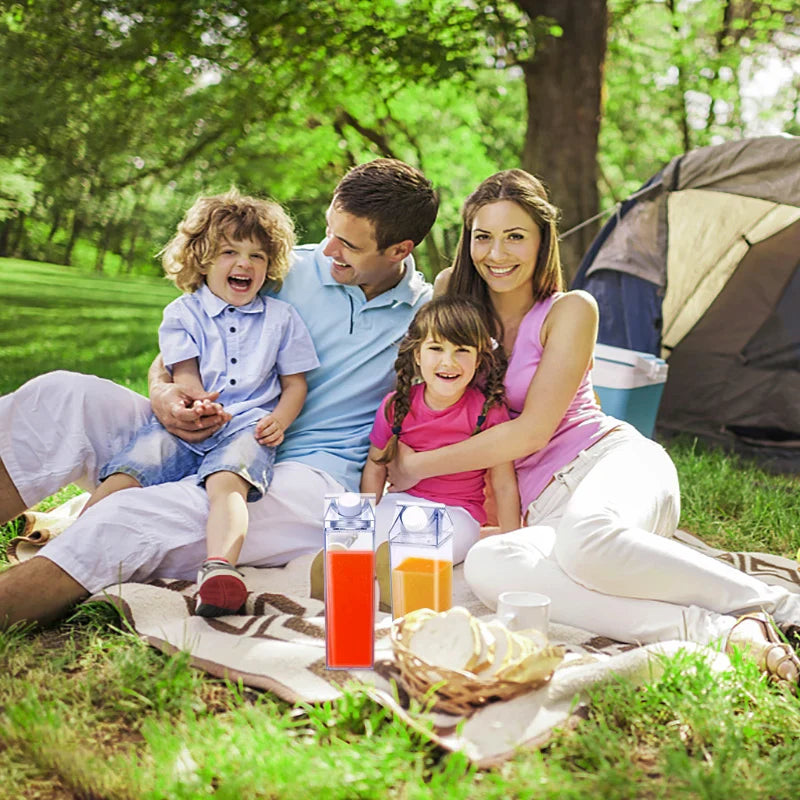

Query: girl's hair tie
[391,425,402,436]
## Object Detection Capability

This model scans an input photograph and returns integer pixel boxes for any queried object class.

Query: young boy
[82,189,319,616]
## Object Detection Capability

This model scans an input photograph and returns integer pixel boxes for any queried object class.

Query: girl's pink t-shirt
[370,383,509,523]
[505,294,618,509]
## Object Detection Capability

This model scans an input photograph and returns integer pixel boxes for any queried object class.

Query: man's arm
[148,354,230,442]
[254,373,307,447]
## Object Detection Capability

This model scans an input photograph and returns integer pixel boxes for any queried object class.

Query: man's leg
[0,457,25,525]
[0,371,151,514]
[0,462,346,631]
[0,557,88,629]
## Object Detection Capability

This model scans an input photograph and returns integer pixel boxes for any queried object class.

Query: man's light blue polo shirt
[266,241,432,491]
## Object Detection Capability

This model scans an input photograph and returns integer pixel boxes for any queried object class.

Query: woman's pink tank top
[504,294,618,508]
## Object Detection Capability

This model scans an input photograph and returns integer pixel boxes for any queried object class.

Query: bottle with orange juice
[388,501,453,618]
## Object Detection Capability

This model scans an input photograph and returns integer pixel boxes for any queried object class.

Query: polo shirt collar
[314,239,429,307]
[373,253,428,308]
[196,283,265,317]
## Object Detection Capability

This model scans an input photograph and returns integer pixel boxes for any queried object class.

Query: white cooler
[591,343,669,438]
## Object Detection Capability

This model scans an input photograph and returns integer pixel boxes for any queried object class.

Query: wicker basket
[390,615,559,716]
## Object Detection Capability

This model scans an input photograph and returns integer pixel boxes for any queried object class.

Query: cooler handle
[633,354,668,382]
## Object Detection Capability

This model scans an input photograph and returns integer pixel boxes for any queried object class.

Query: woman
[387,169,800,687]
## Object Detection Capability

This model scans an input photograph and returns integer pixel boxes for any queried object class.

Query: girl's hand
[255,414,285,447]
[385,441,421,492]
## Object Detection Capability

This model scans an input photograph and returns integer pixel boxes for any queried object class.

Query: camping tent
[572,135,800,469]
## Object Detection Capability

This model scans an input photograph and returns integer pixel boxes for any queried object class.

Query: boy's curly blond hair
[160,188,295,293]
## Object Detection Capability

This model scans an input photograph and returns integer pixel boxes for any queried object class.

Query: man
[0,158,437,629]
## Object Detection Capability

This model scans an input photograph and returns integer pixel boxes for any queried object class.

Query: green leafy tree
[601,0,800,204]
[3,0,799,282]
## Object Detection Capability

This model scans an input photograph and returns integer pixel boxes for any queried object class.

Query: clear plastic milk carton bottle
[323,492,376,669]
[387,500,453,618]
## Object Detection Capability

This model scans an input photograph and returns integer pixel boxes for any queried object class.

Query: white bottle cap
[338,492,362,517]
[402,504,428,532]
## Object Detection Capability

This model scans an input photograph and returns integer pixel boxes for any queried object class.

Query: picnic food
[407,606,480,671]
[391,605,565,714]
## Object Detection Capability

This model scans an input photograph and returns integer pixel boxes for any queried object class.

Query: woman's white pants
[465,426,800,645]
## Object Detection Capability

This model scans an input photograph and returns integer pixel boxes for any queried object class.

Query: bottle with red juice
[323,492,376,669]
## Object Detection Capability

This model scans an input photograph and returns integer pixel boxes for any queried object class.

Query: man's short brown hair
[332,158,439,250]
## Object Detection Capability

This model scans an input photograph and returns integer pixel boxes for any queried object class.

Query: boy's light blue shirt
[159,285,319,454]
[267,241,432,491]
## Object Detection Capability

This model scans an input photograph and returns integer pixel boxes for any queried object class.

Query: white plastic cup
[497,591,551,635]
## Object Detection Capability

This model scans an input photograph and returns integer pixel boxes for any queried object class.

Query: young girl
[81,188,320,617]
[361,296,521,572]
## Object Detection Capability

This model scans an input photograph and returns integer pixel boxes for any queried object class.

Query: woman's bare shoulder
[543,290,598,344]
[433,267,453,297]
[550,289,598,319]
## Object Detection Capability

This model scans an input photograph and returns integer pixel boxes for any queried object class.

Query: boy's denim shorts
[99,420,275,502]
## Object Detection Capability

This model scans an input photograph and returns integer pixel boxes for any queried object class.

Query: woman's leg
[465,526,736,645]
[551,431,800,627]
[0,371,151,513]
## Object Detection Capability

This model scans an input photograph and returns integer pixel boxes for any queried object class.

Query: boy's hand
[255,414,285,447]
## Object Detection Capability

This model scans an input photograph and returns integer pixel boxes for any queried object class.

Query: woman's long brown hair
[446,169,564,346]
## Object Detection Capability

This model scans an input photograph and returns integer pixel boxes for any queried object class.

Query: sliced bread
[407,606,479,672]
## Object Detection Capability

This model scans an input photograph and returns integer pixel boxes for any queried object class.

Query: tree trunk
[124,225,139,274]
[515,0,608,283]
[0,218,12,257]
[8,212,27,256]
[47,206,63,242]
[421,232,445,279]
[95,225,110,272]
[64,212,83,266]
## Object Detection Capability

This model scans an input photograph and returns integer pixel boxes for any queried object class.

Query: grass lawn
[0,257,178,395]
[2,258,800,798]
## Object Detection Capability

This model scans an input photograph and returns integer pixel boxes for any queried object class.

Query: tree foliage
[1,0,798,278]
[601,0,800,202]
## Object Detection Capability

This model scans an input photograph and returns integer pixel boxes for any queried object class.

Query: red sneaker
[195,558,248,617]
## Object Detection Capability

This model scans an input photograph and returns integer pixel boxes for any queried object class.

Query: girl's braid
[372,344,417,465]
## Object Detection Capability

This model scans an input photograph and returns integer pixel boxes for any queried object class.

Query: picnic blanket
[8,494,800,767]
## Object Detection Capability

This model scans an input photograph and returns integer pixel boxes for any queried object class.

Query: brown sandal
[376,540,391,614]
[726,612,800,691]
[309,548,325,602]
